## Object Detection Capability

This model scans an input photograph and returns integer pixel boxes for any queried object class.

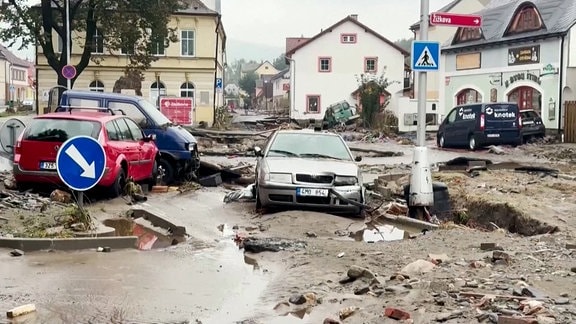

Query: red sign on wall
[159,97,194,125]
[283,83,290,91]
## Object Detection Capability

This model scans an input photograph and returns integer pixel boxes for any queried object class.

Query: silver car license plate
[39,161,57,170]
[296,188,329,197]
[487,134,500,138]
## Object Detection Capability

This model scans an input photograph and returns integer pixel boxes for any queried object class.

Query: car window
[108,101,147,126]
[25,119,100,142]
[446,109,457,123]
[115,119,134,141]
[105,121,120,141]
[266,133,352,160]
[124,118,144,141]
[525,111,539,118]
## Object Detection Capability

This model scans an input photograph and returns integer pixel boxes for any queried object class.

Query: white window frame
[89,80,105,92]
[180,30,196,57]
[180,82,195,98]
[92,29,104,54]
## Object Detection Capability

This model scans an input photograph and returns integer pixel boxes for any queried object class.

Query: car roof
[275,129,340,137]
[36,112,122,123]
[64,89,141,101]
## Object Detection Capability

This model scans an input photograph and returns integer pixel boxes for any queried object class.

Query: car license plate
[39,161,57,170]
[487,134,500,138]
[523,120,534,125]
[296,188,329,197]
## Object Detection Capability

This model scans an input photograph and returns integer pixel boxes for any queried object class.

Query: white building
[1,45,32,106]
[224,83,240,96]
[285,14,408,122]
[271,68,290,111]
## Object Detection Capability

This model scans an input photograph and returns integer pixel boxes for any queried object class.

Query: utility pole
[65,0,71,90]
[409,0,434,220]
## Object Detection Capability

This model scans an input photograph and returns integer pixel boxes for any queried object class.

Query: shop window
[505,5,544,35]
[456,89,482,105]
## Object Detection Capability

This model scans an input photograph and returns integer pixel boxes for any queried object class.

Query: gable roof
[241,62,261,73]
[0,44,31,68]
[286,15,409,57]
[442,0,576,52]
[285,37,310,53]
[177,0,218,16]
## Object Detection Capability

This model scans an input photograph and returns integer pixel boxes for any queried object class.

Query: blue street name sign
[411,41,441,72]
[56,136,107,191]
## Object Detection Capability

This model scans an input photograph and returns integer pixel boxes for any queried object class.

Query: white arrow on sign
[474,19,479,24]
[65,144,96,179]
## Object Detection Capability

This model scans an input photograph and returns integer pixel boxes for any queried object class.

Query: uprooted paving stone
[240,237,307,253]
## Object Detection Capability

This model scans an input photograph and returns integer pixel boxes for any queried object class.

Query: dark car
[437,102,522,151]
[55,90,199,184]
[520,109,546,142]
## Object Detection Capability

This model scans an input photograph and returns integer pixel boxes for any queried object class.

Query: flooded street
[0,190,276,324]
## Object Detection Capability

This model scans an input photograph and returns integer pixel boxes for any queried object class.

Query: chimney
[350,14,358,20]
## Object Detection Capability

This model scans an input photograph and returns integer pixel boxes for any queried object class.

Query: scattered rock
[305,231,317,238]
[480,242,504,251]
[347,265,375,280]
[554,297,570,305]
[399,259,436,276]
[323,318,340,324]
[9,249,24,257]
[492,251,511,265]
[354,286,370,295]
[338,306,359,320]
[571,266,576,273]
[428,253,450,264]
[566,243,576,250]
[50,189,72,203]
[288,294,307,305]
[465,280,479,288]
[384,307,411,320]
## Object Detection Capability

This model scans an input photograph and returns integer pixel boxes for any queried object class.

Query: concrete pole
[408,0,434,211]
[66,0,71,90]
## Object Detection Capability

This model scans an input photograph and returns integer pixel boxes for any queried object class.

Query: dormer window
[453,27,483,44]
[341,33,357,44]
[505,5,544,35]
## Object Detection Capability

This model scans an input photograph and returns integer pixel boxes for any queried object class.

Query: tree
[238,71,258,96]
[272,54,288,70]
[355,70,399,128]
[0,0,185,90]
[394,38,413,54]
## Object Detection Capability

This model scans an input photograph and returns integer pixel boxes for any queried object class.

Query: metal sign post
[65,0,71,90]
[408,0,435,219]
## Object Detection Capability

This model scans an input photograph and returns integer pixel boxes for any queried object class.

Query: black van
[437,102,522,151]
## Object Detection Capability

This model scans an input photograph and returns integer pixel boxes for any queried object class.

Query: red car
[13,109,159,197]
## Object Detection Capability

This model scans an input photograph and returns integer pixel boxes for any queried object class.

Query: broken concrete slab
[0,236,138,252]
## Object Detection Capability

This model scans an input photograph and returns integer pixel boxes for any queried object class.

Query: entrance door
[508,86,541,114]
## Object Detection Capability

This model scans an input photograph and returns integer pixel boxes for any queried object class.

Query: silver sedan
[253,129,365,215]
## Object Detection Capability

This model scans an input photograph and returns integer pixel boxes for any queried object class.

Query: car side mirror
[254,146,263,157]
[354,156,362,162]
[143,133,156,142]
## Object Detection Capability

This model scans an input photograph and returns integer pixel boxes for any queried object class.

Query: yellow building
[35,0,226,125]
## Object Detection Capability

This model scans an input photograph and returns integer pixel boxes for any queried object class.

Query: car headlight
[268,173,292,183]
[334,176,357,185]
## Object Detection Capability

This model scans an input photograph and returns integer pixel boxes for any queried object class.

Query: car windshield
[138,99,172,126]
[266,133,352,161]
[25,119,100,142]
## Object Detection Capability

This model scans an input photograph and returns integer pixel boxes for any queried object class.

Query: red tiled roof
[285,37,310,54]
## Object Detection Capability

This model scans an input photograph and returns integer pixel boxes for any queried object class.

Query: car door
[114,118,141,179]
[104,120,123,168]
[442,108,459,145]
[124,118,155,180]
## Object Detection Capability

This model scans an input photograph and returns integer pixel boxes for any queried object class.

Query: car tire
[110,168,127,198]
[158,158,175,185]
[468,135,478,151]
[146,160,159,189]
[438,134,446,148]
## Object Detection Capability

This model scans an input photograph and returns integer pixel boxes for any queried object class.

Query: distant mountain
[226,38,284,62]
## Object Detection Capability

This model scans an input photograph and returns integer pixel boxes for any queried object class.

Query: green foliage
[238,71,258,95]
[272,54,288,70]
[0,0,185,87]
[394,38,413,54]
[355,70,398,128]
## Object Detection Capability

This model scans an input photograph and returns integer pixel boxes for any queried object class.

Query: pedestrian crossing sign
[411,41,440,71]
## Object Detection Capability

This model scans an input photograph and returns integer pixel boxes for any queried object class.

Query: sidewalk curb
[0,236,138,252]
[129,208,187,236]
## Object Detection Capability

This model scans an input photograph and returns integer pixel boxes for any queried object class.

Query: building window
[454,28,483,44]
[318,57,332,72]
[364,57,378,73]
[121,39,135,55]
[12,70,25,81]
[89,80,105,92]
[150,81,167,106]
[508,86,542,115]
[92,29,104,54]
[306,95,320,113]
[200,91,210,105]
[180,82,195,98]
[506,6,543,35]
[181,30,195,56]
[150,34,166,56]
[340,33,357,44]
[456,88,482,105]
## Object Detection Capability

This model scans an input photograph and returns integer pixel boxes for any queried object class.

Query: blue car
[55,90,199,184]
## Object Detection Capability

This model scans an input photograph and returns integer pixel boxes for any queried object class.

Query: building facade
[440,0,576,130]
[1,45,33,106]
[35,0,226,126]
[285,15,408,121]
[271,69,290,112]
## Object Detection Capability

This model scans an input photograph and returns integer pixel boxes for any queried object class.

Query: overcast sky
[3,0,455,61]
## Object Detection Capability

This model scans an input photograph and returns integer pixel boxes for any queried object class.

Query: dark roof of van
[458,102,518,106]
[64,90,141,101]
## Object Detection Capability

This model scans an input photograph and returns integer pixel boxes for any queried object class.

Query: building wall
[290,20,405,120]
[441,38,562,129]
[272,77,289,98]
[255,62,279,77]
[35,14,224,125]
[413,0,488,100]
[10,65,29,102]
[0,60,6,106]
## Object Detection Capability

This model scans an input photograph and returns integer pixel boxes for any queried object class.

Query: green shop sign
[541,64,558,76]
[504,72,541,88]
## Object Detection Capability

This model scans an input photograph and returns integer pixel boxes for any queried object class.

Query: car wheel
[110,168,127,198]
[468,135,477,151]
[158,158,175,185]
[146,160,159,189]
[438,134,446,148]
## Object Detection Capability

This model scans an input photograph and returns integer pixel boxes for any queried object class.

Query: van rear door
[483,104,520,141]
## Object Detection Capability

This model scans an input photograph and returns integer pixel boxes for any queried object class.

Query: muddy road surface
[0,190,277,324]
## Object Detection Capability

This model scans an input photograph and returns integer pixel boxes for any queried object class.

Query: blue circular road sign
[56,136,107,191]
[62,65,77,80]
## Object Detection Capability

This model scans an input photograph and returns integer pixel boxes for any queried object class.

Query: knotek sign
[159,97,194,125]
[430,12,482,28]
